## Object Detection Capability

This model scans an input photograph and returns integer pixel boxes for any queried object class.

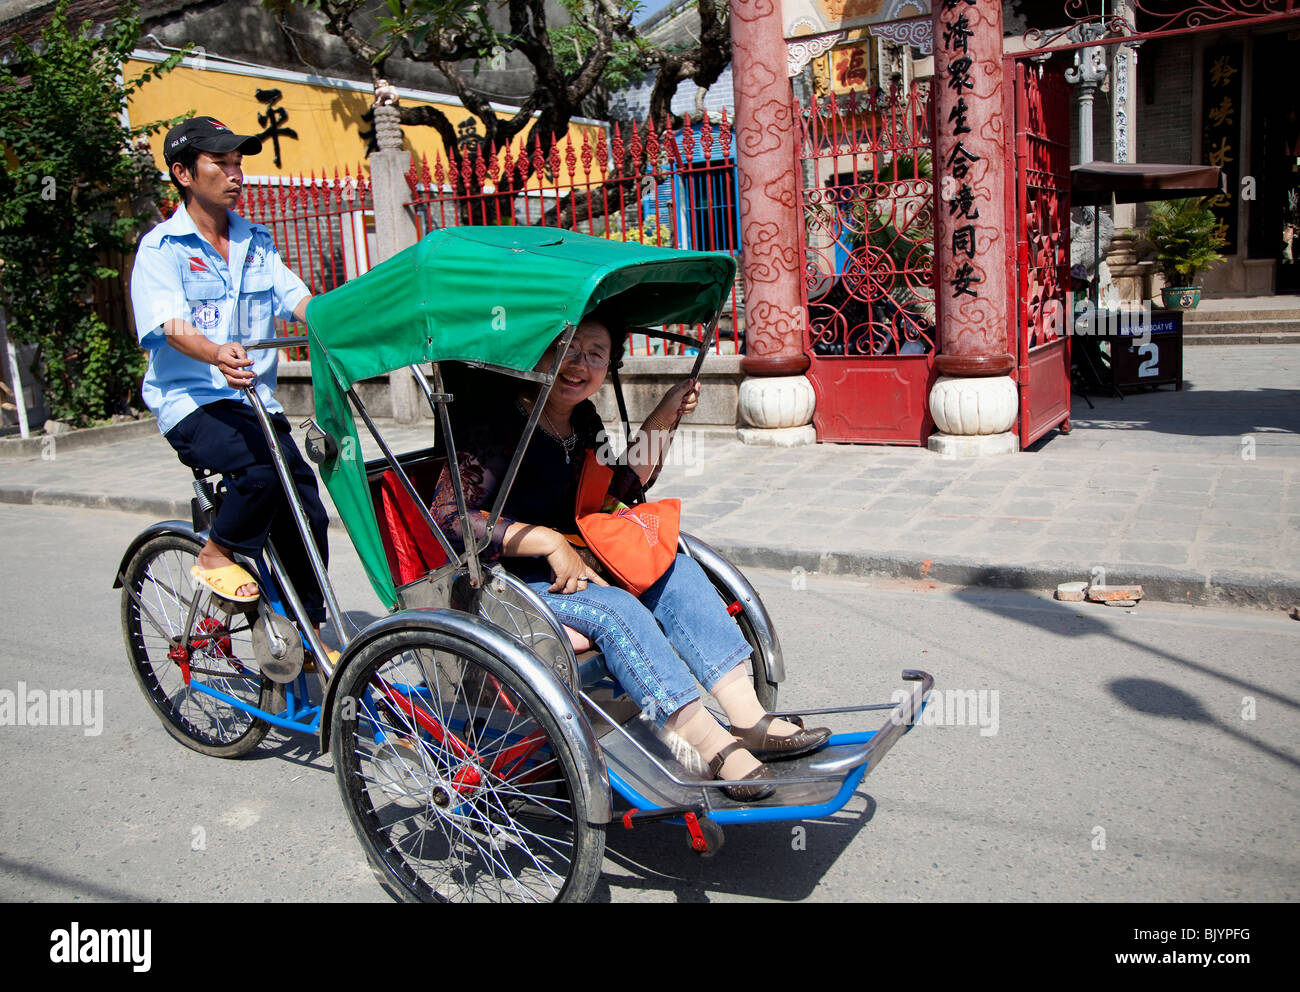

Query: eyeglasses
[559,345,610,369]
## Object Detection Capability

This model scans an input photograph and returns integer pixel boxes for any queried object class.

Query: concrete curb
[0,486,355,533]
[701,539,1300,612]
[0,417,159,457]
[2,483,1296,611]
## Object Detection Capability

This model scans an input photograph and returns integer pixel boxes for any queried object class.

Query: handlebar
[244,336,307,351]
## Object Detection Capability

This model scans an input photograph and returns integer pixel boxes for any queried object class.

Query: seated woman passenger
[430,311,830,800]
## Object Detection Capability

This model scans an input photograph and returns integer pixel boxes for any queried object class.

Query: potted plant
[1142,197,1227,309]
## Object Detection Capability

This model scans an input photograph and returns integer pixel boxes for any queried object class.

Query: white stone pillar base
[738,424,817,447]
[927,431,1017,457]
[737,374,816,445]
[927,373,1019,457]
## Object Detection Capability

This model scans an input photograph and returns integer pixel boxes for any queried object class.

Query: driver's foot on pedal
[196,542,258,599]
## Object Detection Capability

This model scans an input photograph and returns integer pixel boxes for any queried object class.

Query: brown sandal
[708,741,776,802]
[729,714,831,762]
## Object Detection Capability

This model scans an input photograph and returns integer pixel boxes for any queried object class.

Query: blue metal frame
[606,731,878,826]
[183,551,324,735]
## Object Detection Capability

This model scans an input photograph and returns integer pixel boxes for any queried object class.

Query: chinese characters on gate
[1201,43,1240,252]
[940,0,982,300]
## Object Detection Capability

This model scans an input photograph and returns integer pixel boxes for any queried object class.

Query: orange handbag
[573,449,680,596]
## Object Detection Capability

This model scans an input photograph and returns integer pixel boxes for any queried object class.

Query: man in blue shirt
[131,117,329,635]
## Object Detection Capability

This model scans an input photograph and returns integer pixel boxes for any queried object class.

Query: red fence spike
[500,142,514,185]
[579,129,593,180]
[563,133,577,182]
[611,122,624,174]
[628,119,642,171]
[645,118,660,171]
[596,127,609,178]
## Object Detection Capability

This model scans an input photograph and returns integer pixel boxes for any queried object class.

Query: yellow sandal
[190,563,260,603]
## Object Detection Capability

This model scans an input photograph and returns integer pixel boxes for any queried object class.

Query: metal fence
[404,114,745,356]
[241,170,375,358]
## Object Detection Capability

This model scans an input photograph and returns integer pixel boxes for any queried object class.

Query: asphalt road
[1,504,1296,903]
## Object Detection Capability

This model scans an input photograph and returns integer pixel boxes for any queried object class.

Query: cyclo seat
[367,452,617,694]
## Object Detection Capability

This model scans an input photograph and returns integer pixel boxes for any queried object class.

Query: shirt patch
[243,248,264,269]
[192,302,221,329]
[189,256,209,272]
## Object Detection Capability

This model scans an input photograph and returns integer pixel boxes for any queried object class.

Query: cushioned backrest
[369,458,448,587]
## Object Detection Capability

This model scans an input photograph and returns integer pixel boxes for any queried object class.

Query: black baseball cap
[163,116,262,166]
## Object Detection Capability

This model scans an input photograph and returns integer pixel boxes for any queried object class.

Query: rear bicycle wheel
[331,628,605,903]
[121,534,277,758]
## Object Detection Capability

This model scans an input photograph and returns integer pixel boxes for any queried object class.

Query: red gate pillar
[731,0,816,446]
[928,0,1019,456]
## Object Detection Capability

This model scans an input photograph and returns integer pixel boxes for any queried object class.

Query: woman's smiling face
[538,320,612,407]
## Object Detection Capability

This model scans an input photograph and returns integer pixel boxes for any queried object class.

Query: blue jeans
[524,554,752,727]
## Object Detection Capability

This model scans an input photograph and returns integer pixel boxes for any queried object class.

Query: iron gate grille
[798,85,936,359]
[1011,61,1072,447]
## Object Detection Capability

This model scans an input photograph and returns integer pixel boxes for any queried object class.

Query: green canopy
[305,226,737,608]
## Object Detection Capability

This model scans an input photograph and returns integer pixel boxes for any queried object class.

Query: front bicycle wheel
[331,628,605,903]
[121,534,276,758]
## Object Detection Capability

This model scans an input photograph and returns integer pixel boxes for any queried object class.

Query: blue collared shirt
[130,203,310,434]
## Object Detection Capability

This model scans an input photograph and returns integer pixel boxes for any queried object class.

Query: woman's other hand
[546,537,610,594]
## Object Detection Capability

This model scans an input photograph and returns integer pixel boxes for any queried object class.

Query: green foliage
[373,0,505,69]
[1143,197,1227,286]
[0,0,185,425]
[550,0,648,91]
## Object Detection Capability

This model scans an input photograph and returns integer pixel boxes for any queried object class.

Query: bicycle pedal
[251,612,304,684]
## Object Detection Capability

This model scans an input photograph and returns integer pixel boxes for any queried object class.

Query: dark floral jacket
[430,398,644,571]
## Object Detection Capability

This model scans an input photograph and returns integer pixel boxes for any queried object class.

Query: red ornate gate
[797,85,937,444]
[1007,60,1072,447]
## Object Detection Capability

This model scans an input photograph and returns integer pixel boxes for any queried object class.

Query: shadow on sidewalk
[1067,386,1299,439]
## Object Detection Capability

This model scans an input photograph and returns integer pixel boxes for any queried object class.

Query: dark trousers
[166,400,330,625]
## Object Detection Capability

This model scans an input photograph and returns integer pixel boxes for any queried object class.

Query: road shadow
[1108,676,1299,771]
[593,794,878,903]
[0,856,148,902]
[949,588,1300,775]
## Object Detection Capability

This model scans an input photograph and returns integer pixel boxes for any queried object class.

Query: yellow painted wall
[125,59,607,187]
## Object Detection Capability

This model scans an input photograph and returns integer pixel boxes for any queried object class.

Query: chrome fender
[113,520,206,588]
[318,608,611,824]
[678,532,786,686]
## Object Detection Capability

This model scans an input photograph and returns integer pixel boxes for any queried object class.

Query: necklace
[521,399,578,463]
